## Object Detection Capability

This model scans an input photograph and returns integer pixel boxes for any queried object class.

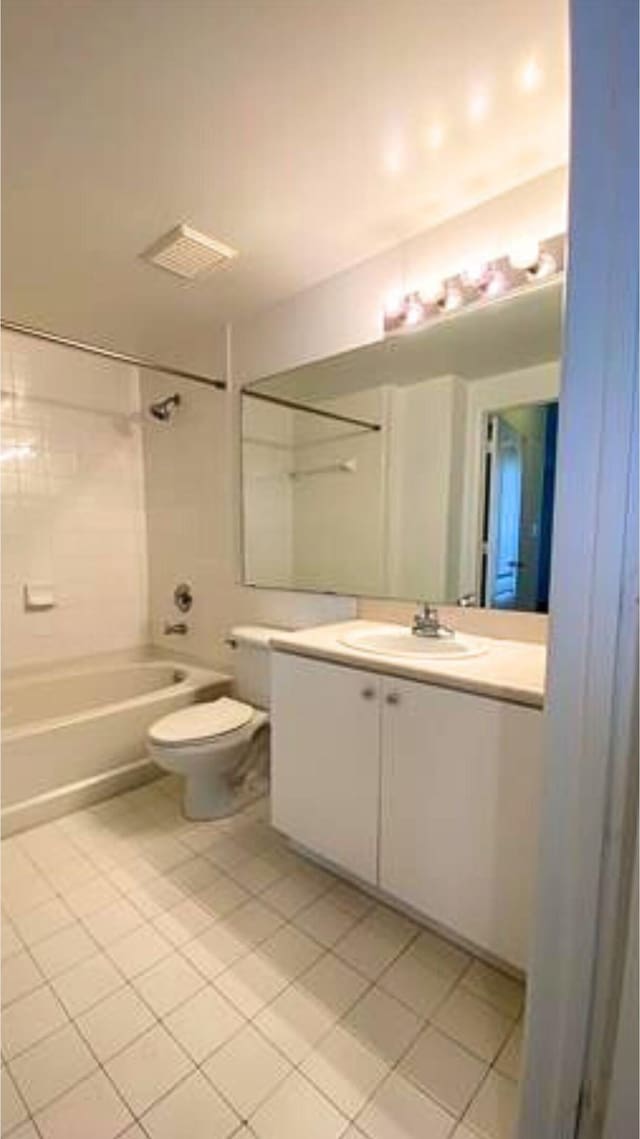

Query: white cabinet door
[271,652,381,885]
[380,678,542,969]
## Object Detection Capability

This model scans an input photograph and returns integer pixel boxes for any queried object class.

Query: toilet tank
[229,626,283,710]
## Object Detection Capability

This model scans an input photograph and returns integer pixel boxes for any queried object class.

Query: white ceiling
[2,0,569,372]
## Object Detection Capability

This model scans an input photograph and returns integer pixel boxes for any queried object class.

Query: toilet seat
[149,697,255,747]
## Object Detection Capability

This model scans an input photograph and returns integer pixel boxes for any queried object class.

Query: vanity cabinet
[271,653,382,885]
[270,650,542,970]
[379,676,542,969]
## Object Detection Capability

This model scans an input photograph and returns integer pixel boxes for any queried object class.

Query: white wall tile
[1,331,149,669]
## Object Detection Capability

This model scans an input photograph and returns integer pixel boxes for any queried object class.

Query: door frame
[517,0,638,1135]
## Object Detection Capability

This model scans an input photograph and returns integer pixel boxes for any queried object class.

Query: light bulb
[486,270,506,299]
[418,278,445,306]
[532,250,557,279]
[404,296,424,326]
[509,237,540,271]
[384,288,405,318]
[443,285,464,312]
[462,261,488,289]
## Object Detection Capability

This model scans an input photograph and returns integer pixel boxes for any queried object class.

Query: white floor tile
[2,952,44,1007]
[222,899,284,949]
[295,895,361,948]
[379,947,456,1018]
[495,1022,523,1082]
[231,852,290,893]
[153,896,215,946]
[261,871,330,919]
[133,952,206,1017]
[34,1069,133,1139]
[166,855,223,894]
[214,950,289,1017]
[63,876,123,919]
[30,922,97,979]
[1,917,23,961]
[343,987,422,1066]
[464,1070,519,1139]
[1,1065,28,1134]
[203,1024,292,1117]
[301,1023,389,1118]
[82,899,144,947]
[51,952,124,1017]
[407,930,471,981]
[2,984,68,1059]
[76,985,155,1061]
[192,876,250,920]
[250,1070,348,1139]
[254,984,337,1064]
[164,984,245,1062]
[260,923,324,981]
[180,922,248,980]
[432,990,514,1064]
[11,898,75,947]
[298,953,369,1019]
[399,1027,487,1116]
[8,1022,97,1113]
[105,923,173,979]
[461,962,525,1019]
[104,1024,193,1116]
[141,1071,240,1139]
[334,908,417,980]
[357,1071,456,1139]
[4,1123,39,1139]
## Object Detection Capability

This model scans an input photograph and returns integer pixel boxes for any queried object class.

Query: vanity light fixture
[382,232,565,335]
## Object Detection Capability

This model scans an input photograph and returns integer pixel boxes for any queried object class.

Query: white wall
[141,370,354,673]
[1,331,148,669]
[232,167,568,384]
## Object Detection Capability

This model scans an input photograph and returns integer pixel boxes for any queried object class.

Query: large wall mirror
[241,277,562,611]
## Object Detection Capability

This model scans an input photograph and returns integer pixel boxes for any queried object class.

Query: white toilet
[147,626,280,820]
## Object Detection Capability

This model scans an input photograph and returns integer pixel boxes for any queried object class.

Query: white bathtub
[1,656,231,834]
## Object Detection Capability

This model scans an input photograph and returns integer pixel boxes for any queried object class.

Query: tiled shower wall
[1,331,149,669]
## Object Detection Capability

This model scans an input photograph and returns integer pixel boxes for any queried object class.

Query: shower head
[149,393,181,422]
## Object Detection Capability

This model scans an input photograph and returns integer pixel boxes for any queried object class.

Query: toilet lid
[149,698,254,746]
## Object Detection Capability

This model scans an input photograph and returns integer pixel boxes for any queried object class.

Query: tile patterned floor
[1,779,524,1139]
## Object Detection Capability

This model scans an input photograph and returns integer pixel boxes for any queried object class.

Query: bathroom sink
[338,626,486,660]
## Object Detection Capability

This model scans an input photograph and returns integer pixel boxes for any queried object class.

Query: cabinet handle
[386,692,400,705]
[361,687,376,700]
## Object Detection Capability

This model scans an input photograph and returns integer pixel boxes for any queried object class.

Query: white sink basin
[338,626,487,660]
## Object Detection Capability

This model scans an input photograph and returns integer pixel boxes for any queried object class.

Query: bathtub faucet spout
[163,622,188,636]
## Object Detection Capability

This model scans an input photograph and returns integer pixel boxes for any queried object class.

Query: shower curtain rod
[242,387,381,433]
[0,320,226,391]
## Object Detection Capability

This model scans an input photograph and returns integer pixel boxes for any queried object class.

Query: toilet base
[182,768,267,820]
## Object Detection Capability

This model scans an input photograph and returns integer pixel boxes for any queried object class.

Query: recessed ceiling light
[141,224,238,281]
[520,58,543,92]
[468,89,491,123]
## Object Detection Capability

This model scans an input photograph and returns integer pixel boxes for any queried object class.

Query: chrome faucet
[411,602,453,638]
[163,621,188,636]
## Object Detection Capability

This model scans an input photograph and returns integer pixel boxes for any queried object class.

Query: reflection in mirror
[241,277,562,611]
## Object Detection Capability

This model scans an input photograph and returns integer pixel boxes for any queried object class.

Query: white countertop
[270,620,546,708]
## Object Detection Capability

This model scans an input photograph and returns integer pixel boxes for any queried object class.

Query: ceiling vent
[142,223,238,280]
